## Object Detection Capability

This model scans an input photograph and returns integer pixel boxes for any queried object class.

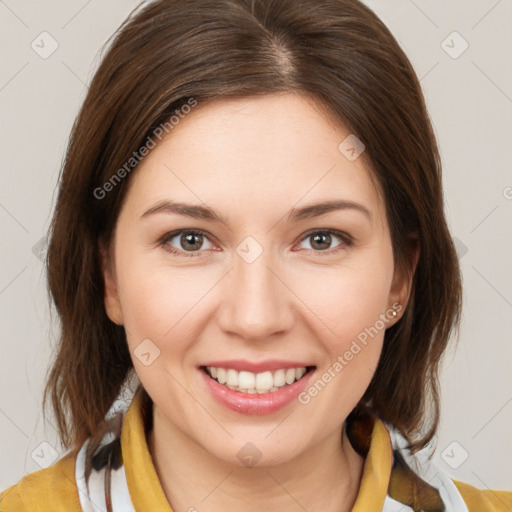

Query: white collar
[74,410,468,512]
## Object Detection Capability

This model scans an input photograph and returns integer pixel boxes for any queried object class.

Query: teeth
[217,368,227,384]
[273,369,286,387]
[285,368,296,385]
[205,365,309,393]
[255,371,273,392]
[238,371,255,389]
[226,369,238,387]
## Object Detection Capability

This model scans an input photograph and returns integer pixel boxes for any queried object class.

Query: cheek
[115,255,215,351]
[294,274,390,424]
[290,261,393,347]
[293,264,392,413]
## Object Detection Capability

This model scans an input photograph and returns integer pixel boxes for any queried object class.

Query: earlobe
[99,241,124,326]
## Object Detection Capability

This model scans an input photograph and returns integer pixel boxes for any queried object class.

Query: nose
[215,247,295,342]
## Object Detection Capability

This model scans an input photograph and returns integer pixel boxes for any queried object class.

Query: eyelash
[159,228,353,258]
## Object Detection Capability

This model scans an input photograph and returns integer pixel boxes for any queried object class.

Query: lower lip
[199,367,315,415]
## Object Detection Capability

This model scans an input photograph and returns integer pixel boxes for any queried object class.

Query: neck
[147,405,365,512]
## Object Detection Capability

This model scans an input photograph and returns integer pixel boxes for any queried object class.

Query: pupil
[312,233,330,250]
[184,233,201,250]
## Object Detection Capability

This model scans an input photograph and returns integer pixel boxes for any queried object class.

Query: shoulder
[453,479,512,512]
[383,425,512,512]
[0,452,82,512]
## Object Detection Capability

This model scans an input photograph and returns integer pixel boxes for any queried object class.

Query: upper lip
[200,359,315,373]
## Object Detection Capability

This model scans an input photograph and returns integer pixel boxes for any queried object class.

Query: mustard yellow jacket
[2,389,511,511]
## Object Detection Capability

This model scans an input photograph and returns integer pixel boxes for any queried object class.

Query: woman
[1,0,510,511]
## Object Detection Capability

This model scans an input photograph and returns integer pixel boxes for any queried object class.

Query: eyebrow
[140,199,372,223]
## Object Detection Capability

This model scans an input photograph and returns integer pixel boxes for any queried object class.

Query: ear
[387,244,420,325]
[99,239,124,326]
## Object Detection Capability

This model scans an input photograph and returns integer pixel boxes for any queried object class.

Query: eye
[160,229,215,257]
[160,228,353,258]
[296,229,352,254]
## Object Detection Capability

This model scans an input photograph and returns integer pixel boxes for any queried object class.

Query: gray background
[1,0,511,494]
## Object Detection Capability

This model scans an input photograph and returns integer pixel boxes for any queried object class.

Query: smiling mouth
[201,365,316,394]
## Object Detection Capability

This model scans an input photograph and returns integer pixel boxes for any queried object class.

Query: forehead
[124,93,386,230]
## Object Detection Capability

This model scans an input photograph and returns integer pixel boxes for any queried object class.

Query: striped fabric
[75,388,470,512]
[2,387,511,511]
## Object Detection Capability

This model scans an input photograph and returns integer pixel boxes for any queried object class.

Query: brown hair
[44,0,462,457]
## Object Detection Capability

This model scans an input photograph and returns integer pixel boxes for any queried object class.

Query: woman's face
[102,92,411,467]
